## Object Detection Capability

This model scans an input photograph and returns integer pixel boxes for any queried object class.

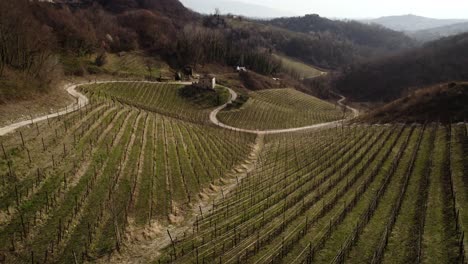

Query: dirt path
[337,94,360,117]
[209,87,359,135]
[0,81,191,137]
[0,80,357,137]
[0,83,89,136]
[0,80,359,263]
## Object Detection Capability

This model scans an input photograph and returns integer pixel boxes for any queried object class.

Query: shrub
[95,52,108,67]
[87,65,104,74]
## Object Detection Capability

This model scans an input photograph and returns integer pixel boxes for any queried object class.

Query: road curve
[338,94,360,118]
[0,81,358,137]
[0,80,196,137]
[0,83,89,136]
[210,87,359,135]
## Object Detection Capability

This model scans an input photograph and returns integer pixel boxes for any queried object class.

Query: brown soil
[360,82,468,123]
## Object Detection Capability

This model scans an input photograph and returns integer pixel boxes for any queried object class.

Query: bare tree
[0,0,54,77]
[144,58,154,78]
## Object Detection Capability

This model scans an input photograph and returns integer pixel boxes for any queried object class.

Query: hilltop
[0,2,467,264]
[1,0,422,109]
[333,32,468,102]
[360,83,468,123]
[410,21,468,42]
[268,14,415,60]
[362,14,467,31]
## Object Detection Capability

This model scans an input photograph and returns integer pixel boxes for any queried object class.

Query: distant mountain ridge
[362,14,468,32]
[180,0,295,18]
[410,21,468,42]
[268,14,415,54]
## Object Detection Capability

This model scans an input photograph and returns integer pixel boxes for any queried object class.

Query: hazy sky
[246,0,468,19]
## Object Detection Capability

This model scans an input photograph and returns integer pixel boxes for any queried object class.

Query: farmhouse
[194,75,216,89]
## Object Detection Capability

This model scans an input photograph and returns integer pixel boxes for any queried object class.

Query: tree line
[332,32,468,102]
[1,0,434,103]
[0,0,58,102]
[266,14,416,68]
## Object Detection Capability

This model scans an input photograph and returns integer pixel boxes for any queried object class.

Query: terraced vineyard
[218,89,349,130]
[82,82,230,124]
[0,82,254,263]
[159,123,467,264]
[0,81,465,264]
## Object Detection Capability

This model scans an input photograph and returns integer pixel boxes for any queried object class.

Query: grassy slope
[82,82,229,124]
[0,82,255,262]
[95,52,171,78]
[273,54,324,79]
[360,83,468,123]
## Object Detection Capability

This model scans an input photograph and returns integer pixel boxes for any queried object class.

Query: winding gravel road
[0,81,358,137]
[0,83,89,136]
[0,80,191,137]
[209,87,359,135]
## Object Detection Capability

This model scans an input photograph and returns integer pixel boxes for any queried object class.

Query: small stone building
[194,75,216,90]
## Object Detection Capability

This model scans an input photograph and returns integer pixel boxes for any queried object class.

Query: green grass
[421,127,459,264]
[0,80,464,264]
[451,124,468,260]
[93,52,169,78]
[311,127,404,263]
[381,127,434,263]
[0,84,254,263]
[273,54,324,79]
[341,127,419,263]
[158,124,464,264]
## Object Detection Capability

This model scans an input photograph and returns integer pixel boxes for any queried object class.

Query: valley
[0,81,465,263]
[0,0,467,263]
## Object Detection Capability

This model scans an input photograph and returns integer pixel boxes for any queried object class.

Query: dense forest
[0,0,193,101]
[1,0,426,102]
[268,15,415,60]
[0,0,58,102]
[2,0,466,105]
[332,32,468,102]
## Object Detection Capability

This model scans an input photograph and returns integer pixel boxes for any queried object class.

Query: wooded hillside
[268,15,415,64]
[333,33,468,102]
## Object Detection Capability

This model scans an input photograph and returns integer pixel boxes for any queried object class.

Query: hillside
[410,21,468,42]
[0,0,196,103]
[1,77,466,264]
[0,82,257,263]
[268,14,415,59]
[218,88,348,130]
[52,0,194,18]
[1,1,468,264]
[362,14,467,31]
[360,83,468,123]
[3,0,418,105]
[333,32,468,102]
[273,54,324,79]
